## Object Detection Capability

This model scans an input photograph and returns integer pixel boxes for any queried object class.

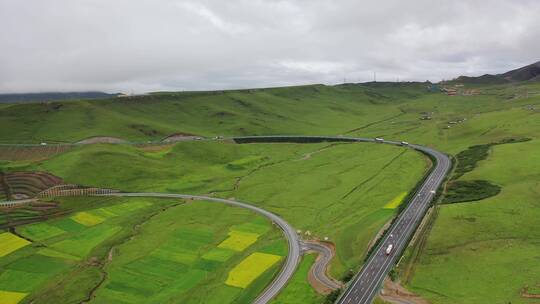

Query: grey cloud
[0,0,539,93]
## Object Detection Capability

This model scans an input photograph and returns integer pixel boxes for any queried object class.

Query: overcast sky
[1,0,539,93]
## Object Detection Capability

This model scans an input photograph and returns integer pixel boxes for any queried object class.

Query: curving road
[301,241,342,291]
[100,192,301,304]
[3,135,450,304]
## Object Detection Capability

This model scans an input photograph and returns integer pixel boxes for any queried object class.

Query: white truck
[401,141,409,146]
[375,137,384,143]
[385,244,393,255]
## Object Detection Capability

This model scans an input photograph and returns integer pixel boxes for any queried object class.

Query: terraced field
[0,171,63,200]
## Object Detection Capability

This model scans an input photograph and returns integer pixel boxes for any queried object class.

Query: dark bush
[443,180,501,204]
[324,289,342,304]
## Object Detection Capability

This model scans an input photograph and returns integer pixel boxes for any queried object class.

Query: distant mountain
[451,61,540,84]
[0,91,118,104]
[499,61,540,82]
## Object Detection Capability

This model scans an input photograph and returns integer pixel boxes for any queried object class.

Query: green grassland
[0,83,434,144]
[1,139,427,303]
[272,254,322,304]
[35,141,426,276]
[1,80,540,303]
[406,139,540,304]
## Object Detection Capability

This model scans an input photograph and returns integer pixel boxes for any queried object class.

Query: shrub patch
[443,180,501,204]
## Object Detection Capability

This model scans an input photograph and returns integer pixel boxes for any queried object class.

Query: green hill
[1,78,540,304]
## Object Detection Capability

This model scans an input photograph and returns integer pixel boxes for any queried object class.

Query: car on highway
[375,137,384,143]
[401,141,409,146]
[385,244,393,255]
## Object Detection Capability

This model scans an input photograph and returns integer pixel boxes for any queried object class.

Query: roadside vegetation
[271,254,322,304]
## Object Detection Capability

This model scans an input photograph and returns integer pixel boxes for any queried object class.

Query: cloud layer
[1,0,539,93]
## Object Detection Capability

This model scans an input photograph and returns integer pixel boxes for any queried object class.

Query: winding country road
[1,135,450,304]
[301,241,342,291]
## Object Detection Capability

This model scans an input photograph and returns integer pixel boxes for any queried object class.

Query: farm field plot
[90,200,285,304]
[226,252,282,288]
[0,290,28,304]
[16,222,65,241]
[0,232,30,257]
[0,197,162,304]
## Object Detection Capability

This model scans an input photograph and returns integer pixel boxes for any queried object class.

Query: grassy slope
[0,84,423,144]
[272,254,322,304]
[407,140,540,304]
[2,81,540,303]
[20,140,426,277]
[1,139,427,303]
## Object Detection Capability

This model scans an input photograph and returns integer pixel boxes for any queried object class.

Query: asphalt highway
[336,141,451,304]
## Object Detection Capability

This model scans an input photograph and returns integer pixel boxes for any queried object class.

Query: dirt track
[379,278,430,304]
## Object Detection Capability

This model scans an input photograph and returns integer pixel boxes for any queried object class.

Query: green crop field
[1,80,539,303]
[0,197,286,304]
[90,200,285,304]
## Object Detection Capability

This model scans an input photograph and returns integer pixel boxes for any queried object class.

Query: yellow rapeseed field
[225,252,282,288]
[217,230,259,252]
[0,291,28,304]
[383,192,408,209]
[0,232,31,258]
[71,212,105,226]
